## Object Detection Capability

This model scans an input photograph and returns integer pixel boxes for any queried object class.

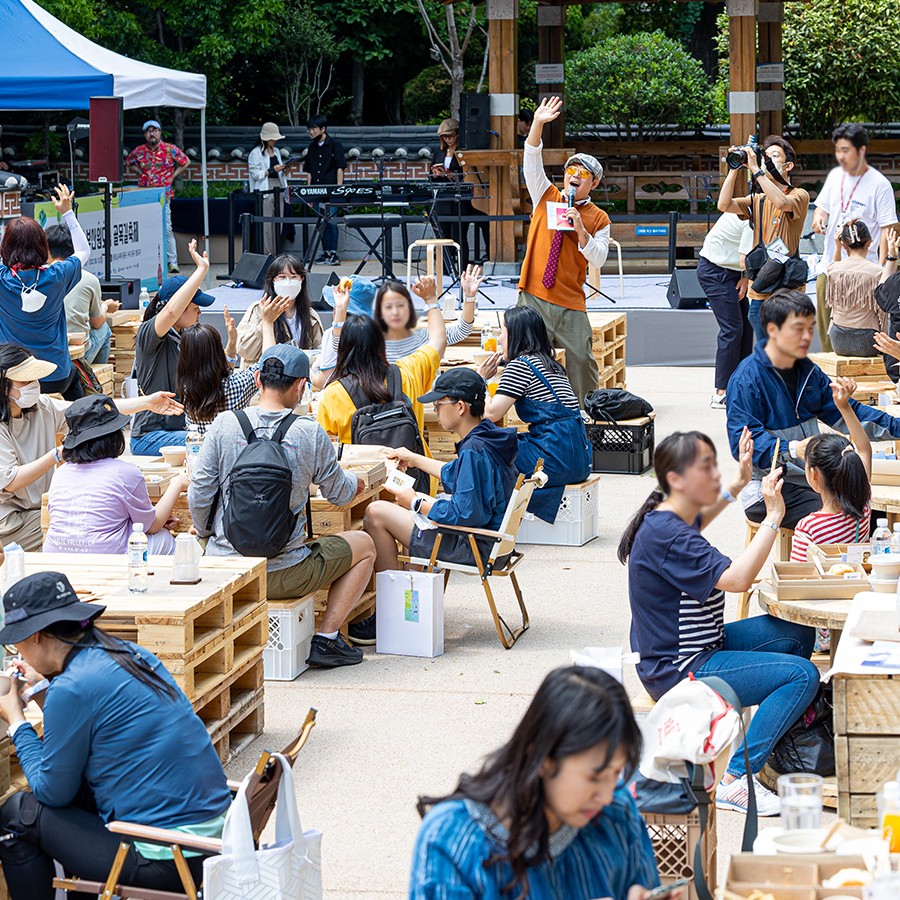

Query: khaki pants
[816,273,832,353]
[0,509,44,552]
[517,291,598,407]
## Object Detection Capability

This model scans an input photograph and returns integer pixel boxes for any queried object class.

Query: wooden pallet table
[808,352,887,378]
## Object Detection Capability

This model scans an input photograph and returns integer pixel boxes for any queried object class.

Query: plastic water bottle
[139,287,150,312]
[872,518,892,556]
[2,543,25,592]
[185,426,202,476]
[890,524,900,556]
[127,523,149,593]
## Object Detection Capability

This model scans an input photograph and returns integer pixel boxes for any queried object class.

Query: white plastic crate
[264,597,315,681]
[517,475,601,546]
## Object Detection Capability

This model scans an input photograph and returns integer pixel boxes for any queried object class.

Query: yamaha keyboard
[290,180,474,205]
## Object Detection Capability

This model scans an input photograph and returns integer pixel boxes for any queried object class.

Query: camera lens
[726,149,748,170]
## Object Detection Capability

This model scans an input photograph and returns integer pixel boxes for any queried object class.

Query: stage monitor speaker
[308,271,339,311]
[231,252,274,290]
[89,96,123,183]
[667,268,707,310]
[100,277,140,310]
[460,93,491,151]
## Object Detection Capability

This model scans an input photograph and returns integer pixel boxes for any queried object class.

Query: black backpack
[340,366,430,493]
[206,410,299,558]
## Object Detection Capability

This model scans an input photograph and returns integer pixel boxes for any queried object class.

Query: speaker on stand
[459,93,491,151]
[229,252,274,289]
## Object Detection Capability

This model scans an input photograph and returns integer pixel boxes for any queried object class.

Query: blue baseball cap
[142,120,162,132]
[322,275,375,318]
[156,276,216,308]
[259,344,310,380]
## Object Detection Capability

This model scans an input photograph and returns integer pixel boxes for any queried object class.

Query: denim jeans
[696,615,818,776]
[747,298,766,343]
[83,321,112,366]
[130,429,188,456]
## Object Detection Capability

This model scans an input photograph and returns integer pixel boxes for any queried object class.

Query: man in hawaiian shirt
[126,120,190,273]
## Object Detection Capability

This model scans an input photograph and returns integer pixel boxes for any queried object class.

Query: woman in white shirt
[247,122,289,256]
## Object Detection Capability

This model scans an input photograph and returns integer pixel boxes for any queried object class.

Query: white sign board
[535,63,565,84]
[756,63,785,83]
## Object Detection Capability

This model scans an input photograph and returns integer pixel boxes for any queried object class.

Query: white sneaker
[710,393,727,410]
[715,774,781,816]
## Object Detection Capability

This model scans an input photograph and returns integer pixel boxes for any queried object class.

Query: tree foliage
[566,31,713,139]
[716,0,900,139]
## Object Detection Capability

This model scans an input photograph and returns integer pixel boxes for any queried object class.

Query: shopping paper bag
[376,570,444,658]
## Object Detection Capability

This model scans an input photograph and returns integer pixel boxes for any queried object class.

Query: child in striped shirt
[791,377,872,651]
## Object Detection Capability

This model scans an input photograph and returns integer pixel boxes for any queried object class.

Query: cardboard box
[871,458,900,486]
[726,854,868,899]
[771,562,867,600]
[807,542,872,572]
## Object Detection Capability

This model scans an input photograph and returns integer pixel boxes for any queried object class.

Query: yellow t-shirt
[318,344,440,447]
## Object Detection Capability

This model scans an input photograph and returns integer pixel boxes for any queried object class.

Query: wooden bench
[808,352,887,379]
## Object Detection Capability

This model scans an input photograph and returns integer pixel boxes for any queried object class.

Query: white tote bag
[203,753,323,900]
[375,570,444,658]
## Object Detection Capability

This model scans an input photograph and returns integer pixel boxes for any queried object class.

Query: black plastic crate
[587,418,654,475]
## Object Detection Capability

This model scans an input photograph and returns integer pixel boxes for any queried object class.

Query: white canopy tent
[0,0,210,248]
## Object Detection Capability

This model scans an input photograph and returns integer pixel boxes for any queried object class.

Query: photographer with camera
[718,136,810,341]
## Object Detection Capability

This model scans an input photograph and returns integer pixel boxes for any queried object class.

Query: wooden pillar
[727,0,757,148]
[758,2,784,138]
[537,3,566,149]
[487,0,518,262]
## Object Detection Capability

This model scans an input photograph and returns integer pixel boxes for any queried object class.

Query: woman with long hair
[235,253,324,365]
[177,297,285,433]
[480,305,590,524]
[0,344,183,550]
[44,395,187,555]
[131,241,215,456]
[317,277,446,492]
[410,666,665,900]
[314,267,484,380]
[247,122,289,256]
[0,572,231,899]
[825,219,886,357]
[0,185,89,400]
[619,429,819,816]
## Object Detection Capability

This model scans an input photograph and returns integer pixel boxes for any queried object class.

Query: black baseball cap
[419,368,486,406]
[0,572,105,644]
[62,395,131,449]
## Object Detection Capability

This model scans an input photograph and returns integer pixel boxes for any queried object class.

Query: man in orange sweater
[517,96,611,407]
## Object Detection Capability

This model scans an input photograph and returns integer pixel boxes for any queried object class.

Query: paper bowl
[160,446,187,467]
[868,576,899,594]
[869,554,900,580]
[771,829,835,854]
[138,461,170,474]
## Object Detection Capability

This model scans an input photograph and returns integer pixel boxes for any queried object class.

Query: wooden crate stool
[628,688,718,900]
[736,519,794,619]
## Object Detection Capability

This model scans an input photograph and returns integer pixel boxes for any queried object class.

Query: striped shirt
[322,318,474,367]
[496,355,579,409]
[628,510,731,700]
[409,789,658,900]
[185,362,260,435]
[791,503,871,561]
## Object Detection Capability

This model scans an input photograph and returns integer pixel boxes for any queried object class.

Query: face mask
[13,382,40,409]
[274,278,303,299]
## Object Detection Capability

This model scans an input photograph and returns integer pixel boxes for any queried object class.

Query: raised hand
[830,376,857,407]
[412,275,438,303]
[460,264,484,298]
[260,295,291,323]
[736,425,754,489]
[51,183,74,215]
[761,465,786,524]
[223,305,236,341]
[533,96,563,127]
[187,239,210,273]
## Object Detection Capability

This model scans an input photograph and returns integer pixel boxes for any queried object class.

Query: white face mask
[13,382,40,409]
[273,277,303,299]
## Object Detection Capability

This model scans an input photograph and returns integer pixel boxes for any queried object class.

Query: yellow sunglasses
[565,165,592,179]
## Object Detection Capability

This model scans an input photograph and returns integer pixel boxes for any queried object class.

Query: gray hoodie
[188,407,356,571]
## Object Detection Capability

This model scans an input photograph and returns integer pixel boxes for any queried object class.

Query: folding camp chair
[398,462,547,649]
[52,709,318,900]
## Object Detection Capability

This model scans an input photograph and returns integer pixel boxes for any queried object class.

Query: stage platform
[201,270,820,368]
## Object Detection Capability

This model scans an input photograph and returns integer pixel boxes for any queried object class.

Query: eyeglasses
[565,166,592,179]
[432,400,458,411]
[3,644,17,655]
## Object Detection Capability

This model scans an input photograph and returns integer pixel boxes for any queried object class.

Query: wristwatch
[887,256,898,262]
[760,520,779,533]
[412,496,425,514]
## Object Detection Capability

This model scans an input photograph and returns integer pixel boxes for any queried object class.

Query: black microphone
[567,187,576,225]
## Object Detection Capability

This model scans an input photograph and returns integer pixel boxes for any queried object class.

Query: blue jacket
[429,420,519,532]
[726,342,900,486]
[13,642,231,827]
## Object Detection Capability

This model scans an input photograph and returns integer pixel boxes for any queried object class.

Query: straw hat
[260,122,285,142]
[5,355,57,382]
[437,118,459,137]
